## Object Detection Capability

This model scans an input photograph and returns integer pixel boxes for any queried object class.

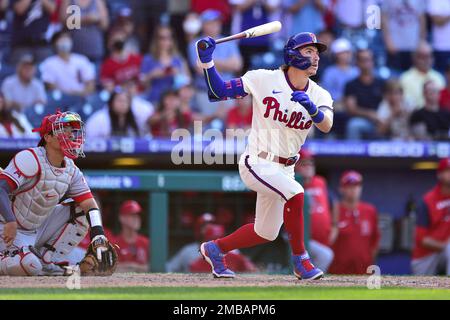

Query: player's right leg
[238,153,323,280]
[0,224,42,276]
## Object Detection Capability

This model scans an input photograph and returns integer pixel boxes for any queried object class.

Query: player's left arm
[68,169,109,242]
[291,90,333,133]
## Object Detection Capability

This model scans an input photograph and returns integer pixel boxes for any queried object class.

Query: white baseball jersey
[0,147,92,230]
[242,68,333,158]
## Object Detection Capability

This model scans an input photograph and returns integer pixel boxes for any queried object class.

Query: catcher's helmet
[32,111,85,159]
[283,32,327,70]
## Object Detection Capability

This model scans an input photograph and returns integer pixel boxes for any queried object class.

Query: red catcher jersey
[413,184,450,259]
[304,175,332,245]
[114,234,149,265]
[329,202,380,275]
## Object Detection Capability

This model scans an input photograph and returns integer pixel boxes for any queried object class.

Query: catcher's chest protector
[12,147,76,230]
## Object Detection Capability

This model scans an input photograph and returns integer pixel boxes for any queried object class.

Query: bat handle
[197,36,234,51]
[197,40,209,51]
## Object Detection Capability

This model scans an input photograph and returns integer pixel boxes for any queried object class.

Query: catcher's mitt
[79,235,118,276]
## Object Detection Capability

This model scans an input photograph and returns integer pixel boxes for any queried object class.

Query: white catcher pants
[0,204,84,265]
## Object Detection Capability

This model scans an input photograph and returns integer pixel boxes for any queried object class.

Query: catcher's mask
[32,111,86,159]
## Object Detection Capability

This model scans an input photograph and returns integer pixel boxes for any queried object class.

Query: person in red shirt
[295,149,337,272]
[412,158,450,275]
[439,64,450,112]
[189,223,257,274]
[115,200,149,273]
[328,170,380,275]
[148,89,192,137]
[226,95,253,130]
[100,29,142,91]
[191,0,231,24]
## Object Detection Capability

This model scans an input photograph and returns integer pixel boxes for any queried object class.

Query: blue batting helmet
[283,32,327,70]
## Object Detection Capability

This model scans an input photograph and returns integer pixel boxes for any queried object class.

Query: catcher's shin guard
[0,246,42,276]
[38,205,89,265]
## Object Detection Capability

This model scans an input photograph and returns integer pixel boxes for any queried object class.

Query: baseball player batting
[0,111,117,276]
[196,32,334,280]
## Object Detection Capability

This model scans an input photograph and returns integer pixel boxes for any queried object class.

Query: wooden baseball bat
[198,21,282,50]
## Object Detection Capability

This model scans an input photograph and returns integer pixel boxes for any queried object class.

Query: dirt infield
[0,273,448,289]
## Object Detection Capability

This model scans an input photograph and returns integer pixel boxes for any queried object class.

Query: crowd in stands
[0,0,448,140]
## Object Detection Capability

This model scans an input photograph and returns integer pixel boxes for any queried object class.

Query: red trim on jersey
[283,70,309,92]
[0,174,18,191]
[72,191,93,203]
[1,171,20,189]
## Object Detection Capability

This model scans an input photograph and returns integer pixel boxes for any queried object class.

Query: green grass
[0,286,449,300]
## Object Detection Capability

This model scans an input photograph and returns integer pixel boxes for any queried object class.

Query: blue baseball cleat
[292,252,324,280]
[200,241,235,278]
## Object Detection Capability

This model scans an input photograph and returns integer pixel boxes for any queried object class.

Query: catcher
[0,111,117,276]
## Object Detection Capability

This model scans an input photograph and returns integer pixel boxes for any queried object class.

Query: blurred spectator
[39,30,96,96]
[188,10,242,119]
[148,89,192,137]
[60,0,109,64]
[229,0,273,71]
[110,6,140,54]
[46,0,62,40]
[191,0,231,25]
[0,0,8,19]
[321,37,359,111]
[226,94,252,130]
[332,0,374,34]
[175,74,209,124]
[439,63,450,112]
[10,0,56,65]
[295,149,336,273]
[182,13,202,46]
[166,212,216,273]
[1,53,47,111]
[427,0,450,73]
[122,79,154,136]
[115,200,149,273]
[329,170,380,275]
[0,92,37,137]
[411,158,450,275]
[344,49,384,140]
[85,88,143,138]
[314,28,335,81]
[189,223,257,273]
[409,81,450,141]
[376,79,414,140]
[140,25,190,104]
[100,28,142,91]
[286,0,327,36]
[400,41,446,110]
[381,0,426,73]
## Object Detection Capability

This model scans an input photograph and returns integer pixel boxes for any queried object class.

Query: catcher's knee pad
[41,213,89,264]
[0,246,42,276]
